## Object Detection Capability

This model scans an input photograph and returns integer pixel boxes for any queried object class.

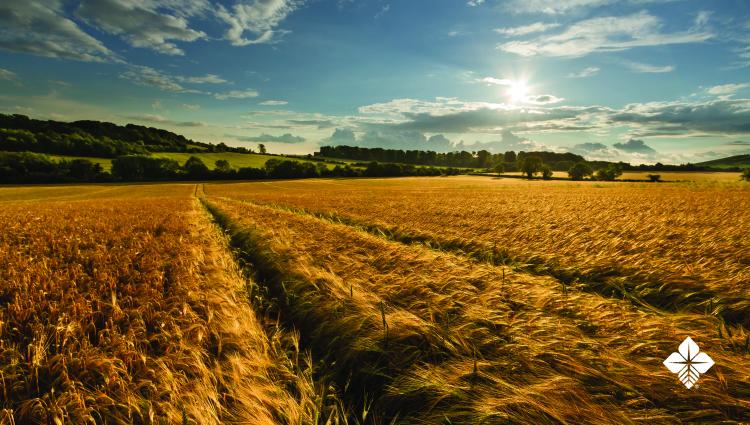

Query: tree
[494,163,505,174]
[594,164,623,181]
[504,151,517,163]
[647,174,661,182]
[258,143,267,154]
[541,165,553,180]
[519,156,543,179]
[742,168,750,181]
[215,159,231,173]
[568,162,593,181]
[183,156,209,179]
[111,155,179,181]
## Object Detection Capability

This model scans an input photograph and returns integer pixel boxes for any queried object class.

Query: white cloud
[123,113,206,127]
[259,100,289,105]
[480,77,514,86]
[503,0,681,15]
[706,83,750,96]
[499,11,712,58]
[0,68,20,84]
[467,0,485,6]
[77,0,206,56]
[236,133,306,143]
[567,67,600,78]
[494,22,560,36]
[120,66,233,94]
[0,0,118,63]
[374,4,390,19]
[176,74,229,84]
[625,61,675,73]
[214,89,260,100]
[120,66,189,92]
[216,0,302,46]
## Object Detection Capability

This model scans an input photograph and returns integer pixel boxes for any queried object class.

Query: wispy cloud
[567,67,600,78]
[494,22,559,36]
[216,0,302,46]
[260,100,289,106]
[176,74,229,84]
[706,83,750,96]
[213,89,260,100]
[123,113,206,127]
[0,0,119,63]
[502,0,682,15]
[625,61,675,73]
[236,133,306,143]
[375,4,390,19]
[76,0,206,56]
[499,11,712,58]
[0,68,20,85]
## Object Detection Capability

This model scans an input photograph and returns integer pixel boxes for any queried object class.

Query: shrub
[647,174,661,182]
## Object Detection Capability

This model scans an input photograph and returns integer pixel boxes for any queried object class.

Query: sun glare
[507,80,529,103]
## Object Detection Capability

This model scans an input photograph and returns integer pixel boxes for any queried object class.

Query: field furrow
[207,178,750,328]
[204,195,750,424]
[0,187,323,424]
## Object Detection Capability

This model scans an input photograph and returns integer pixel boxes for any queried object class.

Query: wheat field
[1,176,749,423]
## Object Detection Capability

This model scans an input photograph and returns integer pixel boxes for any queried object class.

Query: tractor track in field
[208,194,749,334]
[198,193,750,423]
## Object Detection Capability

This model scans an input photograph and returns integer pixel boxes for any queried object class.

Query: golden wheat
[208,176,750,327]
[0,184,325,424]
[204,195,750,424]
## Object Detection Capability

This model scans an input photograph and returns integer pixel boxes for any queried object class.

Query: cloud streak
[0,0,119,62]
[499,11,712,58]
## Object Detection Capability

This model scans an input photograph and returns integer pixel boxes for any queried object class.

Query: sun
[507,80,529,104]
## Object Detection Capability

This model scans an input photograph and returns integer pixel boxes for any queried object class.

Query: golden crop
[208,177,750,328]
[0,185,323,424]
[2,176,749,424]
[204,194,750,423]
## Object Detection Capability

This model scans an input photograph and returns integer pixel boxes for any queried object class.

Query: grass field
[43,152,338,172]
[1,175,749,423]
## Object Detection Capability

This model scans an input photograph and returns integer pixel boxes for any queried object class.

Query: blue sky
[1,0,750,163]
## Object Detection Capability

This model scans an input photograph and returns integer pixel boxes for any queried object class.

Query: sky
[1,0,750,163]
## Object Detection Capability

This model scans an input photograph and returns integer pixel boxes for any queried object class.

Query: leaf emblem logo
[663,337,714,389]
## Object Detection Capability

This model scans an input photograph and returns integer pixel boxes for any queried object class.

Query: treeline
[0,152,463,184]
[317,145,586,170]
[0,114,252,158]
[318,145,744,173]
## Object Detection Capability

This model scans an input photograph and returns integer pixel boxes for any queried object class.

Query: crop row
[204,196,750,424]
[207,179,750,328]
[0,189,322,424]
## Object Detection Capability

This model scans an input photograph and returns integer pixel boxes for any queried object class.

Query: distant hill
[695,154,750,169]
[0,113,249,158]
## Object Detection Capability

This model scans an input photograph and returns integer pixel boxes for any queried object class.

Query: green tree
[494,163,505,174]
[568,162,593,181]
[183,156,209,179]
[215,159,231,173]
[594,164,623,181]
[258,143,267,154]
[742,168,750,181]
[541,165,553,180]
[519,156,543,179]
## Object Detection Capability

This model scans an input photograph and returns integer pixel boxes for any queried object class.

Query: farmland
[1,175,749,423]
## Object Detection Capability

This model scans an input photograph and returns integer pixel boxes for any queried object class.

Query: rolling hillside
[696,154,750,169]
